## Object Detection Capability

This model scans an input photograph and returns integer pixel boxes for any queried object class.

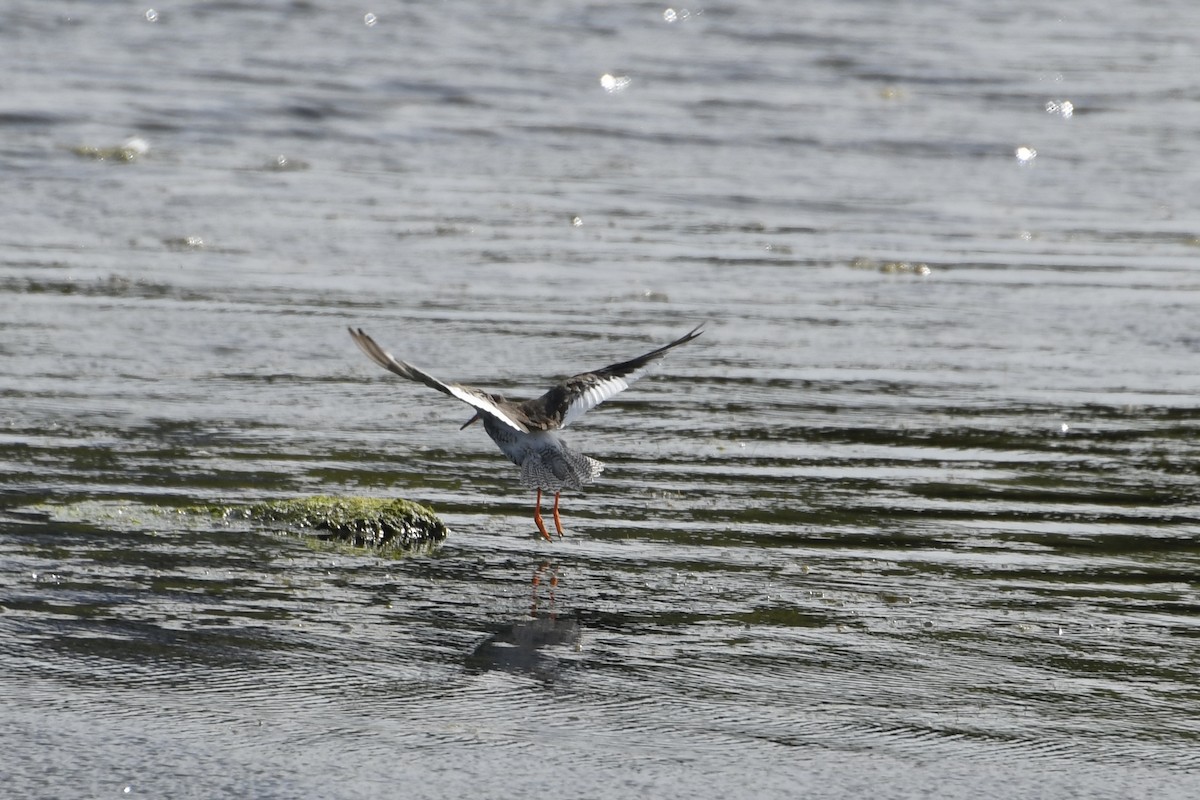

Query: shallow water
[3,1,1200,798]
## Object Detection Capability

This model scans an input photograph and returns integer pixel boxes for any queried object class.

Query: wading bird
[348,325,702,540]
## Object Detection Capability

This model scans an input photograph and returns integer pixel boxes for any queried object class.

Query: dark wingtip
[348,326,370,352]
[667,323,705,349]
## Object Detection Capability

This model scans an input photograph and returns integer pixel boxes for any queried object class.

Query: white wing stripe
[560,375,631,428]
[442,384,527,432]
[350,328,528,432]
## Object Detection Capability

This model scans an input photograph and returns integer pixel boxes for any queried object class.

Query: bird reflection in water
[464,561,581,681]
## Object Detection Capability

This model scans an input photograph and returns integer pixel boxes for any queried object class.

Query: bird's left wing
[534,324,703,430]
[349,328,529,432]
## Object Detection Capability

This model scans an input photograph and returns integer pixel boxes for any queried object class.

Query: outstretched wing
[348,328,528,432]
[532,324,704,430]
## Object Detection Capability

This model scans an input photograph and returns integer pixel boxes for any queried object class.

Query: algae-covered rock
[19,496,448,556]
[246,496,448,551]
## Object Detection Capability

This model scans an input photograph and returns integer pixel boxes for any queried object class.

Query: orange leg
[551,492,565,538]
[532,488,552,541]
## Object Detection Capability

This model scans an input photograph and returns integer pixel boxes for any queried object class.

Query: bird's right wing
[348,328,528,432]
[543,324,704,430]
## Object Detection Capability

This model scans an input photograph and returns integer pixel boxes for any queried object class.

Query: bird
[348,324,703,541]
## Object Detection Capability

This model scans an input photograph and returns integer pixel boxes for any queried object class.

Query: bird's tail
[520,449,604,491]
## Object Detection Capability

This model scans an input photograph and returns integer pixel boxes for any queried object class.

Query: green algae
[238,495,448,552]
[70,136,149,163]
[25,495,448,555]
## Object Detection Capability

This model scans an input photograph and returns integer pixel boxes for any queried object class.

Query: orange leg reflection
[531,560,559,616]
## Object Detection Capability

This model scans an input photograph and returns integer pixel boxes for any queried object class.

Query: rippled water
[3,1,1200,797]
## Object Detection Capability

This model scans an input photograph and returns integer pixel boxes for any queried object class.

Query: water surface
[3,1,1199,798]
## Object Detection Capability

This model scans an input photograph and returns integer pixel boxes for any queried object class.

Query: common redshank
[348,325,703,540]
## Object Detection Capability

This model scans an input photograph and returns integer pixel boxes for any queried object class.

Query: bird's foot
[552,492,565,538]
[533,511,553,542]
[533,488,553,541]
